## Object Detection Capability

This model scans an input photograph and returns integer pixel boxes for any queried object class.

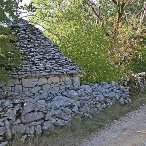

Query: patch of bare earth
[80,104,146,146]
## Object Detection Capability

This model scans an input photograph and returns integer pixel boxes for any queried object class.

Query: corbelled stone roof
[11,20,82,78]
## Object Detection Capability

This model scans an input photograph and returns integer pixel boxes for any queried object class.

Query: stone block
[0,136,3,141]
[25,125,30,134]
[59,85,67,90]
[0,127,5,135]
[0,141,8,146]
[51,86,59,92]
[48,76,59,84]
[72,75,80,86]
[60,76,70,82]
[66,90,79,100]
[0,88,3,94]
[30,86,40,93]
[15,85,22,92]
[22,102,35,115]
[42,121,52,130]
[55,119,67,126]
[36,100,46,111]
[0,122,4,126]
[22,87,29,92]
[42,84,50,92]
[2,86,11,92]
[11,124,26,134]
[7,79,19,86]
[21,112,44,123]
[11,87,15,92]
[45,112,52,120]
[22,78,38,87]
[29,126,34,135]
[60,76,71,85]
[5,109,16,120]
[12,119,21,125]
[4,120,11,140]
[38,77,47,85]
[35,125,42,134]
[28,121,41,126]
[0,81,5,87]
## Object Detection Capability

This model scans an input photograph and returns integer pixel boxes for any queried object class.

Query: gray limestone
[38,78,48,85]
[0,122,4,127]
[5,109,16,120]
[36,100,46,111]
[11,124,26,134]
[22,78,38,87]
[42,121,52,130]
[29,126,35,135]
[4,120,11,140]
[0,81,132,144]
[30,86,41,93]
[0,81,5,87]
[0,127,5,136]
[22,102,35,115]
[48,76,59,83]
[66,90,79,100]
[21,112,44,123]
[35,125,42,134]
[0,141,8,146]
[15,85,22,92]
[12,119,21,125]
[11,20,82,78]
[45,112,52,120]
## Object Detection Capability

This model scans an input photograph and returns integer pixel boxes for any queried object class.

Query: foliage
[29,0,120,83]
[104,0,146,79]
[0,0,22,82]
[0,0,20,24]
[93,0,146,80]
[29,0,146,83]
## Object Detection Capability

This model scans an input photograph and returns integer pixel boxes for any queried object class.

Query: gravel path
[80,104,146,146]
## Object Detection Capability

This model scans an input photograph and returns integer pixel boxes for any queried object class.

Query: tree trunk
[112,0,126,33]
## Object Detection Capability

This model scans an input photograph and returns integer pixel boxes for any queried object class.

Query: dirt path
[80,105,146,146]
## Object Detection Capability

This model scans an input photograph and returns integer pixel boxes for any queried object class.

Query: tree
[29,0,117,83]
[0,0,22,82]
[101,0,146,77]
[29,0,146,83]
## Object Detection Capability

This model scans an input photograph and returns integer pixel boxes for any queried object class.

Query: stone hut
[0,20,82,99]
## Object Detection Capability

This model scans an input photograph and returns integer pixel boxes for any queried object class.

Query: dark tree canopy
[0,0,22,82]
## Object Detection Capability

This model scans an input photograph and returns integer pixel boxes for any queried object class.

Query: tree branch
[83,0,102,21]
[121,0,126,8]
[112,0,118,6]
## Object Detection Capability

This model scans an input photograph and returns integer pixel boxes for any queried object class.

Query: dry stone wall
[0,20,81,100]
[11,20,82,78]
[0,81,131,145]
[2,20,145,146]
[0,74,80,100]
[121,72,146,92]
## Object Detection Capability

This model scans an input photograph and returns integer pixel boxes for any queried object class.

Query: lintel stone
[22,78,38,87]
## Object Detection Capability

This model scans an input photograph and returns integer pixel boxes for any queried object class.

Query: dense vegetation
[29,0,146,83]
[0,1,145,145]
[0,0,22,82]
[0,0,145,84]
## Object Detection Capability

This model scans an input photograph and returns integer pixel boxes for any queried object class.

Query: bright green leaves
[0,26,21,83]
[0,0,20,24]
[29,0,118,83]
[0,1,21,83]
[29,0,146,83]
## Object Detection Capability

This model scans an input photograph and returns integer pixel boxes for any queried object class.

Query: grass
[8,91,146,146]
